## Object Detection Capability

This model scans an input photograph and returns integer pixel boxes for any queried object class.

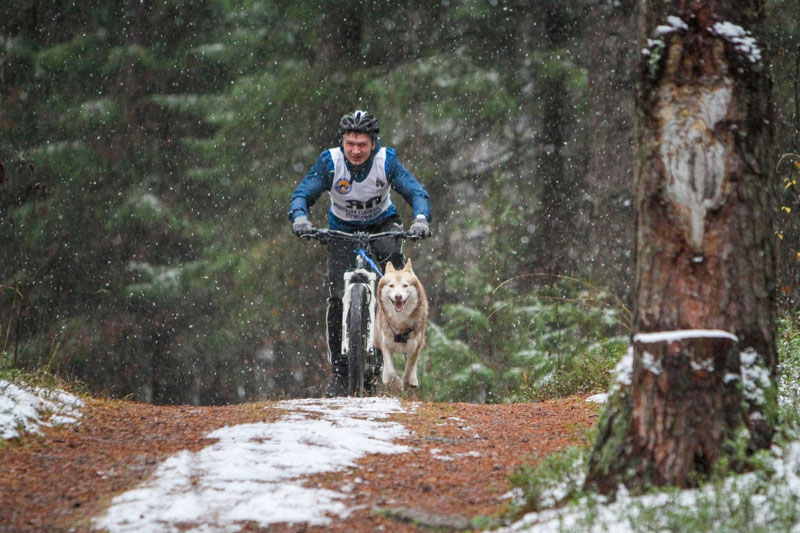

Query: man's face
[342,132,375,166]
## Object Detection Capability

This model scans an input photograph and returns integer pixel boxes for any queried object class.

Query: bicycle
[302,229,420,396]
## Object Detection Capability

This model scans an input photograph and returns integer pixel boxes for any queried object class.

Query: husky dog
[375,259,429,392]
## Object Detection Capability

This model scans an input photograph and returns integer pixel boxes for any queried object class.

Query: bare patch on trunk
[658,81,732,251]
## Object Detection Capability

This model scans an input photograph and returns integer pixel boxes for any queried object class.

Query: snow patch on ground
[585,393,608,404]
[93,397,411,532]
[430,448,481,462]
[497,438,800,533]
[0,379,83,440]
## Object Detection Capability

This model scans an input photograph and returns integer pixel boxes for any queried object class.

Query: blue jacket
[288,140,431,231]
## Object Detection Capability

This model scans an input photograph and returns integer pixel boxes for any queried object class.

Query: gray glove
[408,215,431,238]
[292,216,314,237]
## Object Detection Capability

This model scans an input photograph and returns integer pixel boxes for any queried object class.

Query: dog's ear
[385,262,396,273]
[403,258,413,272]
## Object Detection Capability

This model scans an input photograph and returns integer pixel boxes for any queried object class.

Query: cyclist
[289,110,432,397]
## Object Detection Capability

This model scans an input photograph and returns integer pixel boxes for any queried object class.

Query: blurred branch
[491,272,633,330]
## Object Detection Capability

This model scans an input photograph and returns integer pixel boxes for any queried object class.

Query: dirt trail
[0,396,598,532]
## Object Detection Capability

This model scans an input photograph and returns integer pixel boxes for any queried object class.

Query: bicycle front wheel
[346,284,369,397]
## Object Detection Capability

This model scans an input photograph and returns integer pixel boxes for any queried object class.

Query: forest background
[2,0,798,405]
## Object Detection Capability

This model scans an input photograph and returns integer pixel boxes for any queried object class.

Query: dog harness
[387,322,415,344]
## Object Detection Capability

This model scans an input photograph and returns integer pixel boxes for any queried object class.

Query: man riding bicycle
[288,110,432,397]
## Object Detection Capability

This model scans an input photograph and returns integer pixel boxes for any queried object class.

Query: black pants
[326,216,404,370]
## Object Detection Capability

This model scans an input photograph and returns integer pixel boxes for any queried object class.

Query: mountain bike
[302,229,419,396]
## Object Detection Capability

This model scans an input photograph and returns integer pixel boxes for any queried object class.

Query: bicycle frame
[343,267,377,392]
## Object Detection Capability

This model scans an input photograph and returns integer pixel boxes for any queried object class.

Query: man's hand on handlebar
[408,215,431,239]
[292,216,315,237]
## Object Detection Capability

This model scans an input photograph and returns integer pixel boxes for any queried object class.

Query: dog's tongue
[393,299,405,312]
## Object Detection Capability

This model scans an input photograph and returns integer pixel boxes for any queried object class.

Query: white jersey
[328,147,393,222]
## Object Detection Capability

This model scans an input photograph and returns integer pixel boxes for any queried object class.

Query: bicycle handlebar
[300,229,422,245]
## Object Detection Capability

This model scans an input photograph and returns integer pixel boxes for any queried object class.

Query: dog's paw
[383,373,403,393]
[402,387,419,400]
[403,372,419,390]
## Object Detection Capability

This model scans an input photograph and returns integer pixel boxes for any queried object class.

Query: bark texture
[587,0,776,492]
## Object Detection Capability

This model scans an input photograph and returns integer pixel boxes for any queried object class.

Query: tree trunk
[310,1,364,149]
[531,4,582,275]
[586,0,777,493]
[585,0,637,303]
[535,73,573,274]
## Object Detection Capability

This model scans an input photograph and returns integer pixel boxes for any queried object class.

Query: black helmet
[338,110,379,138]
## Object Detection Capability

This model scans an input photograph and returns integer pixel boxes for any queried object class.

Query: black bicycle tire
[346,284,368,396]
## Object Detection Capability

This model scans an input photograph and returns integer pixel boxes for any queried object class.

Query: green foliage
[419,277,628,403]
[777,314,800,436]
[511,338,626,402]
[35,33,108,94]
[534,49,588,93]
[368,52,517,127]
[776,154,800,308]
[767,0,800,305]
[779,314,800,369]
[508,444,590,514]
[421,321,494,403]
[0,357,86,396]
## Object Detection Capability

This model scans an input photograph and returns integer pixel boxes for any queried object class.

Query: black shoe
[365,348,383,394]
[324,373,347,398]
[364,374,380,395]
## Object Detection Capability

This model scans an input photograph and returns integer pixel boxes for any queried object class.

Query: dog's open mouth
[393,297,405,312]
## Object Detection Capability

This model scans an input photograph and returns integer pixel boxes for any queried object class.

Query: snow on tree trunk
[586,0,777,493]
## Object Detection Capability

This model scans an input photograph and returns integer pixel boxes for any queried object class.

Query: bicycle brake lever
[300,232,324,243]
